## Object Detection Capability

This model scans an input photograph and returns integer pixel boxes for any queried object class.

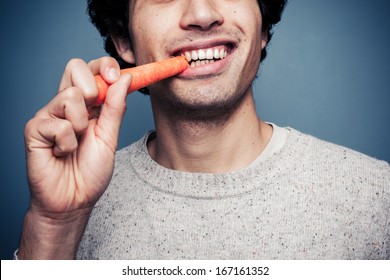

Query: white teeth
[184,47,229,67]
[185,52,192,62]
[191,50,198,61]
[206,49,214,59]
[214,49,220,59]
[220,49,225,59]
[198,49,206,60]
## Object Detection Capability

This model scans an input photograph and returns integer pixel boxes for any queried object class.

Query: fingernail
[107,68,120,81]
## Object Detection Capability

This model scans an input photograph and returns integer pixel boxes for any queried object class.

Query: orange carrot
[94,56,188,105]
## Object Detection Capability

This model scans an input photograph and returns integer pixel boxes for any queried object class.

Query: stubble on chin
[152,81,253,130]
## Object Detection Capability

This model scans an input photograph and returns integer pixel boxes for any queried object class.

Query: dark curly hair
[88,0,287,64]
[87,0,287,93]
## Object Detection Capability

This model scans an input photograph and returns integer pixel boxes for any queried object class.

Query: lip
[170,39,238,79]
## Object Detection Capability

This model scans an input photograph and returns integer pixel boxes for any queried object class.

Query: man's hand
[19,57,132,259]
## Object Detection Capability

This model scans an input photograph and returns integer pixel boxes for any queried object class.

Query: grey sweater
[77,127,390,259]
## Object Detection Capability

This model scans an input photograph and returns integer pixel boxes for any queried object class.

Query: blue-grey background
[0,0,389,259]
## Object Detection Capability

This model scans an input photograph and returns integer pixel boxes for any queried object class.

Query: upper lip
[170,38,238,57]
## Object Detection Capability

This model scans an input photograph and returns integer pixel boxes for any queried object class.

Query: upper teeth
[182,47,228,62]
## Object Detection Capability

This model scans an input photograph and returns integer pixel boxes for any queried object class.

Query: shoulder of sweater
[285,127,390,177]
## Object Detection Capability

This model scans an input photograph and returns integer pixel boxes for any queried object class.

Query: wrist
[18,208,92,259]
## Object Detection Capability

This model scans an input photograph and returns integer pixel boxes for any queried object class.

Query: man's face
[127,0,266,116]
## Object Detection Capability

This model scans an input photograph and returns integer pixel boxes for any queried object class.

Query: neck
[148,91,272,173]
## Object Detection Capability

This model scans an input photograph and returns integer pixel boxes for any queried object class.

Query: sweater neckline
[129,126,305,199]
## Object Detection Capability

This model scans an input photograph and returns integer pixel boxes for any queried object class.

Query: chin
[167,89,249,122]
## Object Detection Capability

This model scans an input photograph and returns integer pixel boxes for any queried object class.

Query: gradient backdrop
[1,0,389,259]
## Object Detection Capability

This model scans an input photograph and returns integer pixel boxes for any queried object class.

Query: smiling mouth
[178,45,231,68]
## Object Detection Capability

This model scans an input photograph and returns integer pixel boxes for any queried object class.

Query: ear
[261,31,268,50]
[111,36,135,64]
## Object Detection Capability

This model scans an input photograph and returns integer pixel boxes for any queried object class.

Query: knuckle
[100,57,120,75]
[24,118,38,138]
[74,115,89,134]
[83,86,98,101]
[65,58,86,72]
[104,100,127,117]
[55,118,73,134]
[101,56,118,66]
[60,81,97,104]
[56,139,78,155]
[88,56,118,69]
[87,58,98,66]
[60,87,84,103]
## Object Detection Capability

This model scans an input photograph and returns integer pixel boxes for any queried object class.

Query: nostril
[180,2,224,31]
[186,19,223,31]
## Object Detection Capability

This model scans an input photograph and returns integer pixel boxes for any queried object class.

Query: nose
[180,0,224,31]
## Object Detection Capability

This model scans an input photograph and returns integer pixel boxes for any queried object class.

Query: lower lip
[176,51,234,79]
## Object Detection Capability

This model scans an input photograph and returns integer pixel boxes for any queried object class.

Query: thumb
[95,73,132,148]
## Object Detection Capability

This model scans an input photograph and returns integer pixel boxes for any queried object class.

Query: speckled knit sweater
[77,126,390,259]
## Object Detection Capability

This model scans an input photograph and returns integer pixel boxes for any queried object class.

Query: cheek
[233,3,263,51]
[129,4,160,61]
[130,25,157,63]
[242,15,263,72]
[130,16,171,64]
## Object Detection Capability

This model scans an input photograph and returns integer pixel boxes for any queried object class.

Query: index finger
[88,57,121,84]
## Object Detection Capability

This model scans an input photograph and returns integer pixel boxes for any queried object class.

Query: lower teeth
[190,59,217,68]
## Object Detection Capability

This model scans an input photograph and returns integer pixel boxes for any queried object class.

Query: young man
[18,0,389,259]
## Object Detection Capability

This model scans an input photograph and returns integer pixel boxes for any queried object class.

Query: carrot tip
[94,56,188,106]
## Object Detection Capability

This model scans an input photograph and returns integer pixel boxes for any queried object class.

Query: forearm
[18,209,91,260]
